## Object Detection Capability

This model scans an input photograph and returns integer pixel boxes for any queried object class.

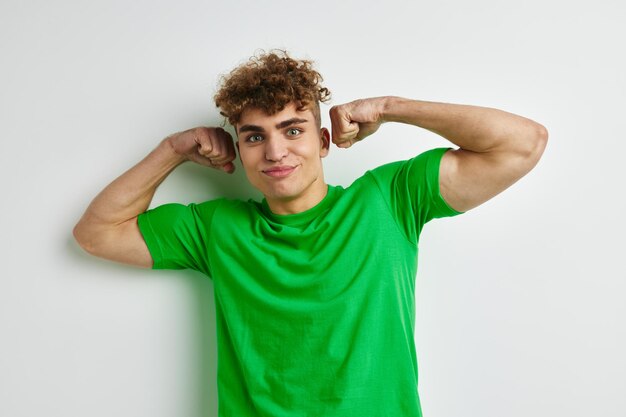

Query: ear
[320,127,330,158]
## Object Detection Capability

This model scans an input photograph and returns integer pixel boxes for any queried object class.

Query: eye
[246,135,263,143]
[287,128,302,136]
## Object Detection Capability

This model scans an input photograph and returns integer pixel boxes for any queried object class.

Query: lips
[262,165,298,178]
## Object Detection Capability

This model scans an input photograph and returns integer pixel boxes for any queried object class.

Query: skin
[234,102,331,215]
[72,95,548,268]
[329,96,549,212]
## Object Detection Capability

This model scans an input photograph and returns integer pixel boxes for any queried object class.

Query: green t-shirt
[137,147,463,417]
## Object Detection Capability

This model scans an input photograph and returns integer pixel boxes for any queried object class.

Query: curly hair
[213,49,331,132]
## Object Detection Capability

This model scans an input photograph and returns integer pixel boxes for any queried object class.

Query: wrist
[380,96,407,124]
[161,136,190,166]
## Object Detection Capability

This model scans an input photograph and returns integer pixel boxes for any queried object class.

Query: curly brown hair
[213,49,331,132]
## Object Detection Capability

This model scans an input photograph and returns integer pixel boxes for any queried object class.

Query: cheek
[292,141,322,158]
[238,148,259,168]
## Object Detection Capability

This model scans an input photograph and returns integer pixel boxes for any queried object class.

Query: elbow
[531,123,549,160]
[536,123,549,145]
[489,122,548,179]
[73,221,97,255]
[73,222,88,252]
[518,123,548,171]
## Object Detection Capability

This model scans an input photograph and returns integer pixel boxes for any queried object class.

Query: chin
[265,188,301,201]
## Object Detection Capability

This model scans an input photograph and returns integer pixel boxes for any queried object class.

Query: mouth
[262,165,298,178]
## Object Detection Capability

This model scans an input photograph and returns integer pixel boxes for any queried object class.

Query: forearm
[74,138,185,240]
[381,96,547,155]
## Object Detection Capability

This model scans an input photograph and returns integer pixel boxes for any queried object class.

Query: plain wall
[1,0,624,416]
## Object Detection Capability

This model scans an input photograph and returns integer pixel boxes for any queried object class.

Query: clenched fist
[166,127,237,173]
[329,97,389,148]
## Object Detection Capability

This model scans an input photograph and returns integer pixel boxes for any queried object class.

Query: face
[235,101,331,215]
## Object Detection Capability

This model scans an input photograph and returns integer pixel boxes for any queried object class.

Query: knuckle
[192,126,205,137]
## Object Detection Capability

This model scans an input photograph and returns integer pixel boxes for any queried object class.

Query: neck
[266,181,329,215]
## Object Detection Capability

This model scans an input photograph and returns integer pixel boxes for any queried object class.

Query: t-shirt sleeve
[136,200,221,277]
[367,147,464,243]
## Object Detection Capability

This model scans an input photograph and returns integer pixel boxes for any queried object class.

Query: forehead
[237,102,314,132]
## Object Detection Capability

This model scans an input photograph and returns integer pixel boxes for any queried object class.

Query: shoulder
[193,197,260,221]
[140,197,252,225]
[363,147,453,185]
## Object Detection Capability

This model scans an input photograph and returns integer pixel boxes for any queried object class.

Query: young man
[73,50,548,416]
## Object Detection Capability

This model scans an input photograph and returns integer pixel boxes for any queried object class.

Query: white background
[1,0,624,416]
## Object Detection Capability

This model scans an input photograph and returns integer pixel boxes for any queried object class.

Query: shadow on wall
[191,271,219,417]
[66,235,219,416]
[66,121,260,416]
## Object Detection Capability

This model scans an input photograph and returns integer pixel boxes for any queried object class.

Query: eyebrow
[238,117,309,135]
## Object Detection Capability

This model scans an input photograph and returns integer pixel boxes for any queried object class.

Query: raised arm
[73,127,236,267]
[329,96,548,212]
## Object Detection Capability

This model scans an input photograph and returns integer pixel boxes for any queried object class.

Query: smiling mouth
[262,165,298,178]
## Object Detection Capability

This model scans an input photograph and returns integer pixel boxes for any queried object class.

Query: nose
[264,136,289,162]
